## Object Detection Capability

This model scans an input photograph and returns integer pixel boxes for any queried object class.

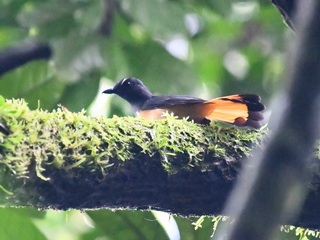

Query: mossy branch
[0,97,264,208]
[1,97,320,229]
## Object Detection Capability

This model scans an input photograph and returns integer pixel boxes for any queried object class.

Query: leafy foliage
[0,0,288,112]
[0,208,46,240]
[0,0,306,239]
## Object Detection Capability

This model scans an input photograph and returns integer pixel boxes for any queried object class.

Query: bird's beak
[102,88,114,94]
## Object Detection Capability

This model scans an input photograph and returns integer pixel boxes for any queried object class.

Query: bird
[103,77,265,128]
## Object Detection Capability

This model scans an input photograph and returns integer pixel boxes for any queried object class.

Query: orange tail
[205,94,265,128]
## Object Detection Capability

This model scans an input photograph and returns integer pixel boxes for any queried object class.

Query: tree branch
[98,0,117,36]
[1,98,320,230]
[0,98,264,213]
[216,1,320,239]
[271,0,297,30]
[0,42,52,76]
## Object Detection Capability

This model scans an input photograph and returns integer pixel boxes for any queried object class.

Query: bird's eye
[121,78,131,86]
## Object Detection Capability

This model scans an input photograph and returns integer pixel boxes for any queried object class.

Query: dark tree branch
[216,1,320,240]
[271,0,297,30]
[0,42,52,76]
[98,0,117,36]
[0,99,266,215]
[1,99,320,229]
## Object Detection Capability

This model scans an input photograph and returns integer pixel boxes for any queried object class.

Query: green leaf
[0,208,46,240]
[18,2,74,27]
[0,60,66,110]
[0,95,4,106]
[0,61,51,97]
[206,0,233,16]
[86,210,168,240]
[21,76,65,110]
[37,14,78,40]
[0,1,29,27]
[17,1,79,40]
[76,1,104,33]
[124,41,197,95]
[99,39,131,80]
[5,207,46,219]
[0,27,24,48]
[52,33,103,81]
[59,71,100,112]
[123,0,187,39]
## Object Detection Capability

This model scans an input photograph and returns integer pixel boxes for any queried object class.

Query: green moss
[0,98,267,180]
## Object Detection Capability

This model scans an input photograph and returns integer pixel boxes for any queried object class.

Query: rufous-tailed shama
[103,77,265,128]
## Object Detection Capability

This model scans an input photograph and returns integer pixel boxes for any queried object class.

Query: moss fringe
[0,97,266,181]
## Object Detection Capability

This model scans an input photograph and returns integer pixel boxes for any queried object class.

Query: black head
[103,77,153,111]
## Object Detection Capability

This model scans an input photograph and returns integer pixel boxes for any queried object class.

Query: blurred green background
[1,0,311,239]
[0,0,289,117]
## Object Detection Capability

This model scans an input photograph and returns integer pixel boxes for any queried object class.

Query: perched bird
[103,77,265,128]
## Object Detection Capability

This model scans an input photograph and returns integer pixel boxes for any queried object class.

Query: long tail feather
[205,94,265,128]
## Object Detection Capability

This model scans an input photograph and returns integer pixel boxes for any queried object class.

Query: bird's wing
[141,95,205,110]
